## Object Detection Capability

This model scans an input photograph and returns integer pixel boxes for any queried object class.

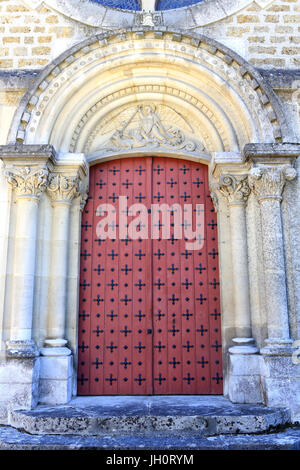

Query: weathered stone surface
[0,425,300,450]
[244,143,300,160]
[228,375,264,405]
[0,144,56,159]
[0,358,39,423]
[0,70,40,90]
[38,377,73,406]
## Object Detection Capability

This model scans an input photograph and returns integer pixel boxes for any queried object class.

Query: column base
[0,355,40,423]
[39,343,73,405]
[228,338,263,404]
[229,337,259,355]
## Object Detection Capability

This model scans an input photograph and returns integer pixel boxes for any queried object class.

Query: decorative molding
[255,0,275,8]
[218,174,251,205]
[47,173,81,203]
[5,166,48,198]
[249,166,297,202]
[244,143,300,160]
[9,30,286,147]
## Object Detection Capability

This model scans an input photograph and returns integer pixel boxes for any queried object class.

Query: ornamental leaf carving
[218,174,251,204]
[248,165,297,202]
[47,174,80,203]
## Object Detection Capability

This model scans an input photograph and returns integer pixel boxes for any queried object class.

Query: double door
[78,157,222,395]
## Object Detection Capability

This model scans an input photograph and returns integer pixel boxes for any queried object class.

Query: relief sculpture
[86,104,206,154]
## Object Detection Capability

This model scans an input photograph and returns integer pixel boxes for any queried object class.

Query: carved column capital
[248,165,297,202]
[47,173,80,204]
[217,174,251,206]
[5,165,48,199]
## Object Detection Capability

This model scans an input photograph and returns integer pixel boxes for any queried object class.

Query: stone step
[9,396,291,437]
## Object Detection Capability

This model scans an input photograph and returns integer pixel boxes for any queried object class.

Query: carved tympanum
[86,104,205,154]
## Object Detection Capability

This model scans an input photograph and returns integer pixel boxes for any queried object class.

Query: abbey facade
[0,0,300,425]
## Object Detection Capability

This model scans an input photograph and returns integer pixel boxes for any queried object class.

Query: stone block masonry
[201,0,300,68]
[0,0,97,69]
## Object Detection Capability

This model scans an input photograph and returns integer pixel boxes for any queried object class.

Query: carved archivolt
[11,29,286,150]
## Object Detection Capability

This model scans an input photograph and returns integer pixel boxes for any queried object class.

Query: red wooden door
[78,157,222,395]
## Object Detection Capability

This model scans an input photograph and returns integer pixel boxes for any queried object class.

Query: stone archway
[9,28,289,148]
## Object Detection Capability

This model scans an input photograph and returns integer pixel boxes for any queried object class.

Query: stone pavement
[0,425,300,450]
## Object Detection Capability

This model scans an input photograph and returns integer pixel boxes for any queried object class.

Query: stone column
[45,173,80,349]
[216,172,261,403]
[218,175,255,344]
[245,143,300,419]
[0,145,55,416]
[249,164,297,354]
[5,166,49,356]
[39,153,88,405]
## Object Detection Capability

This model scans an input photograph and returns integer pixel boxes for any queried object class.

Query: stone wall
[0,1,96,69]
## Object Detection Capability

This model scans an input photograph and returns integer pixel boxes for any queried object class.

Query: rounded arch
[9,28,290,160]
